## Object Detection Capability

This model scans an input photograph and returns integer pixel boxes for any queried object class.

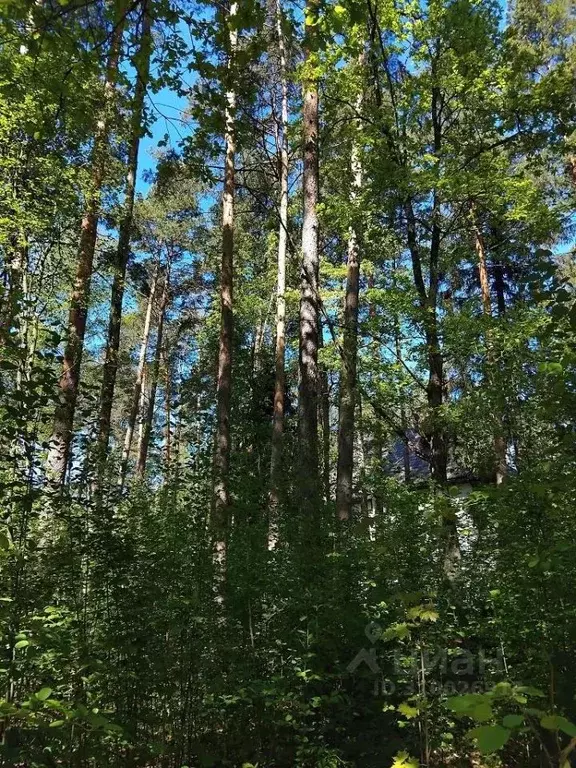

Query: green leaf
[540,715,576,737]
[14,640,29,649]
[391,751,419,768]
[36,688,52,701]
[516,686,545,698]
[398,701,419,719]
[502,714,524,729]
[492,682,513,698]
[470,725,511,754]
[446,694,486,713]
[471,702,493,722]
[382,622,411,641]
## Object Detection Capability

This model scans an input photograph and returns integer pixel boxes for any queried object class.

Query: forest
[0,0,576,764]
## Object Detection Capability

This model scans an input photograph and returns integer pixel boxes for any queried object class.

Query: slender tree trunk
[268,0,289,546]
[394,313,411,484]
[405,190,460,578]
[46,0,126,486]
[491,243,509,473]
[211,0,237,601]
[253,290,273,374]
[427,86,448,486]
[137,359,148,458]
[98,0,153,461]
[119,267,158,490]
[4,235,27,333]
[357,396,369,527]
[319,324,331,503]
[336,80,363,521]
[405,198,446,483]
[174,405,182,493]
[493,260,506,318]
[403,83,460,579]
[137,264,170,478]
[472,209,507,485]
[137,366,147,453]
[298,0,320,507]
[164,350,172,481]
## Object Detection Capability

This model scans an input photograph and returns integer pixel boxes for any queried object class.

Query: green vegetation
[1,0,575,764]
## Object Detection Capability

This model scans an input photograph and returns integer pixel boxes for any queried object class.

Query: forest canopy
[0,0,576,765]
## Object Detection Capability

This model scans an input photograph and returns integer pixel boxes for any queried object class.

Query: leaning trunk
[136,264,170,478]
[118,267,158,490]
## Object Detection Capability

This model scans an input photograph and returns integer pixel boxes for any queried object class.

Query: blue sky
[138,87,187,188]
[136,20,194,193]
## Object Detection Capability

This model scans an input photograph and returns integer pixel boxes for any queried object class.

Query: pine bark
[268,0,289,546]
[119,266,158,490]
[298,0,320,505]
[46,1,125,486]
[211,0,237,598]
[136,264,170,478]
[98,0,153,461]
[336,84,363,521]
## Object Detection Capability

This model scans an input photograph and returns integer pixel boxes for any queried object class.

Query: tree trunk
[493,260,506,318]
[298,0,320,507]
[268,0,289,546]
[164,350,172,482]
[211,0,237,602]
[394,307,411,484]
[405,82,460,579]
[136,263,170,478]
[319,323,331,503]
[137,364,147,453]
[46,0,126,486]
[405,199,460,578]
[472,209,507,485]
[336,80,363,521]
[404,198,447,484]
[98,0,153,461]
[119,266,158,490]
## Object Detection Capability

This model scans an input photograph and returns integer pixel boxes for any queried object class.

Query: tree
[298,0,320,510]
[336,53,364,522]
[46,0,127,486]
[119,263,158,490]
[268,0,290,540]
[98,0,154,464]
[211,0,238,598]
[136,261,170,478]
[2,0,576,765]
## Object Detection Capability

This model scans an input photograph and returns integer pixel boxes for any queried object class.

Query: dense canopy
[0,0,576,765]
